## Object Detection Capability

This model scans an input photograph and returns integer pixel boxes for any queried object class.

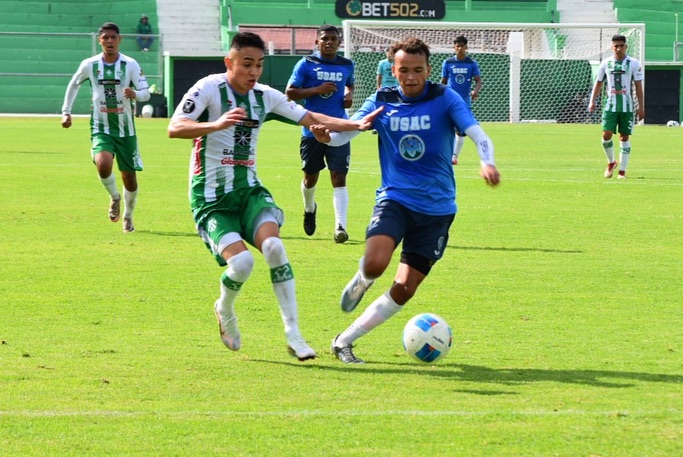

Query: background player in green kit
[168,32,380,360]
[61,22,150,233]
[588,34,644,179]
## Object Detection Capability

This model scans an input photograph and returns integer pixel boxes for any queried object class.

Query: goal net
[342,21,644,124]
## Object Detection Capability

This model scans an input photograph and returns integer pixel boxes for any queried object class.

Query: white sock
[301,180,316,213]
[336,291,402,347]
[123,188,137,219]
[453,135,465,158]
[217,251,255,317]
[602,140,615,163]
[333,186,348,229]
[262,237,299,336]
[619,141,631,172]
[100,174,120,199]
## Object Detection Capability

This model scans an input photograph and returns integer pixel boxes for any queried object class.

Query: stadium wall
[0,0,160,115]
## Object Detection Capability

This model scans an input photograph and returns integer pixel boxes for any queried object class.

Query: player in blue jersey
[440,36,482,165]
[312,37,500,364]
[286,25,355,243]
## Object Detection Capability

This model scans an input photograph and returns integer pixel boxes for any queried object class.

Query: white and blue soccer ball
[666,120,680,127]
[402,313,452,363]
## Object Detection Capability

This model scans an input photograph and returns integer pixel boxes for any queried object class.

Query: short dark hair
[231,32,265,51]
[389,37,430,61]
[454,35,468,45]
[612,34,627,43]
[317,24,340,36]
[98,22,120,36]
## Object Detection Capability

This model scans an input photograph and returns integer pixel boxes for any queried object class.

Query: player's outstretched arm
[301,106,382,132]
[168,108,247,139]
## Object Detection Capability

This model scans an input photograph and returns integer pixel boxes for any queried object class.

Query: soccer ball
[666,120,679,127]
[141,104,154,118]
[402,313,452,363]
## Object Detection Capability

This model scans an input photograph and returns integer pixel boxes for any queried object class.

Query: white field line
[0,409,680,418]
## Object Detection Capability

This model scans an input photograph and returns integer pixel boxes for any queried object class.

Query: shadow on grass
[248,359,683,389]
[138,230,196,237]
[282,235,364,246]
[448,244,583,254]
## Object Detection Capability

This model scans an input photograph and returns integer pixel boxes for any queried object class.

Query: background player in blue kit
[311,37,500,364]
[286,25,355,243]
[440,35,482,165]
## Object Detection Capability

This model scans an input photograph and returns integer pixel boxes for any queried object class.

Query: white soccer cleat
[214,301,241,351]
[604,161,618,178]
[286,332,317,361]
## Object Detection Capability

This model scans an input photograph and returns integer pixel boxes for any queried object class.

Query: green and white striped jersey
[596,55,643,113]
[62,53,149,137]
[172,74,308,208]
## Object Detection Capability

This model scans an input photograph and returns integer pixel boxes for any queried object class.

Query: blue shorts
[366,199,455,268]
[300,136,350,174]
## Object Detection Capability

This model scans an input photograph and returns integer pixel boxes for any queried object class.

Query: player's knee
[362,256,388,280]
[227,250,255,283]
[261,237,287,266]
[390,281,417,304]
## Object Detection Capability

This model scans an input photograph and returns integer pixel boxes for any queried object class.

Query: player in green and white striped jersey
[168,32,380,360]
[61,22,150,232]
[589,34,644,179]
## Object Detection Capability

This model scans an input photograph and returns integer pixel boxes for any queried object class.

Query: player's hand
[480,164,500,187]
[471,90,479,101]
[343,91,353,108]
[214,108,247,131]
[355,106,384,131]
[317,82,338,96]
[124,87,137,99]
[310,124,332,144]
[61,114,72,129]
[637,107,645,122]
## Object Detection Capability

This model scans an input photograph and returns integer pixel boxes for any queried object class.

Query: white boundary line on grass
[0,409,680,417]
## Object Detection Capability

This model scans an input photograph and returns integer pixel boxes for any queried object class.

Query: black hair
[611,34,627,43]
[317,24,340,37]
[231,32,265,51]
[454,35,468,45]
[98,22,120,36]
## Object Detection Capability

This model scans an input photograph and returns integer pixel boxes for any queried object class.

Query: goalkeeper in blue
[311,37,501,364]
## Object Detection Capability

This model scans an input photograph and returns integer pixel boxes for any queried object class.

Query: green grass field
[1,116,681,456]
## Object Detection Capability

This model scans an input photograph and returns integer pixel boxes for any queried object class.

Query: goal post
[342,21,645,124]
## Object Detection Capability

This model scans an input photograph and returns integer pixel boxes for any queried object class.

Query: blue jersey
[441,56,480,107]
[288,52,355,137]
[352,82,477,216]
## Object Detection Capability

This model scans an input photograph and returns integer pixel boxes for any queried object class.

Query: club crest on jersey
[399,134,426,161]
[183,99,196,113]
